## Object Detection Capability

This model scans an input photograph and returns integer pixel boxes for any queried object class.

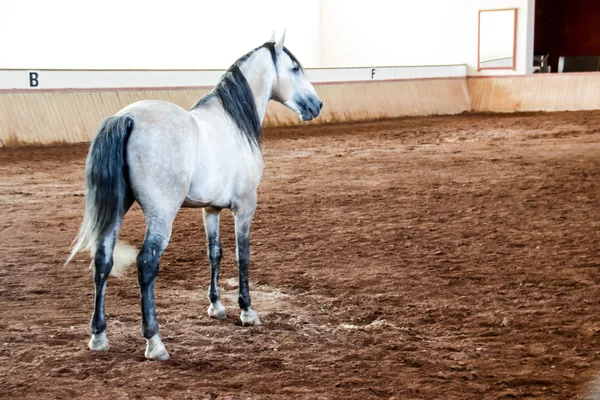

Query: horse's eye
[293,65,300,73]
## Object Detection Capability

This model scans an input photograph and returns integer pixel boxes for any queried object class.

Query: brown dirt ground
[1,111,600,399]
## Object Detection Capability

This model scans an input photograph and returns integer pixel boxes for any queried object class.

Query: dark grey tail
[66,114,134,265]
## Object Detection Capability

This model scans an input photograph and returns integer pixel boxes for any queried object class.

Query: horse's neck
[238,50,275,125]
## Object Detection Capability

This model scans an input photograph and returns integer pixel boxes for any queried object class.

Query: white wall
[0,0,534,75]
[320,0,534,75]
[320,1,468,67]
[0,0,322,69]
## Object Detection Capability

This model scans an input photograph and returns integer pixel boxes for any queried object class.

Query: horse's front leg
[203,207,226,319]
[233,198,261,326]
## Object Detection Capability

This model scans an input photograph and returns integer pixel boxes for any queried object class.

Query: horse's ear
[275,29,286,53]
[269,31,276,43]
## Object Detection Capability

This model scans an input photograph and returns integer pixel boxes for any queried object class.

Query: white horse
[67,32,323,360]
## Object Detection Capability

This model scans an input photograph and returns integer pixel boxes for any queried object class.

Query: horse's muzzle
[297,95,323,121]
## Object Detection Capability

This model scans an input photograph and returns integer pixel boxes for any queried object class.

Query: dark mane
[191,42,302,148]
[192,62,262,147]
[262,42,304,71]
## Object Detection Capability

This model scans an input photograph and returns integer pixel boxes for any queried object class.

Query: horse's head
[269,32,323,121]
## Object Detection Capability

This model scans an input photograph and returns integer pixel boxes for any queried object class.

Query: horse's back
[119,100,195,133]
[119,100,198,217]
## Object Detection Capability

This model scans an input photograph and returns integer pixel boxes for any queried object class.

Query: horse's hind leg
[137,216,174,361]
[203,207,226,319]
[89,223,120,351]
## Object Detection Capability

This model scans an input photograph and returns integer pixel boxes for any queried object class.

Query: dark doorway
[534,0,600,72]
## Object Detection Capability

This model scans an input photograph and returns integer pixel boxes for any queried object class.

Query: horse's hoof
[208,302,227,319]
[240,309,261,326]
[88,332,109,352]
[145,334,170,361]
[146,348,170,361]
